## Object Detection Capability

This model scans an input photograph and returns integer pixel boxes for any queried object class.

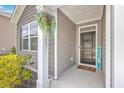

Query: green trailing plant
[36,11,56,35]
[0,54,32,88]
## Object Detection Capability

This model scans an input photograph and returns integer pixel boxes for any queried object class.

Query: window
[22,21,38,51]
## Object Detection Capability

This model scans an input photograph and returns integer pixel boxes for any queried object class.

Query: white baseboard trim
[36,79,49,88]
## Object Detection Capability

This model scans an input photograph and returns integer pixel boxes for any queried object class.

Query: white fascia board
[10,5,26,24]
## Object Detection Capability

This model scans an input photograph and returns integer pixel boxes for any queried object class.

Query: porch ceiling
[58,5,104,24]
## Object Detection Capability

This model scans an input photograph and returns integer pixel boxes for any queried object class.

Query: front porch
[9,5,111,88]
[37,5,111,88]
[50,65,104,88]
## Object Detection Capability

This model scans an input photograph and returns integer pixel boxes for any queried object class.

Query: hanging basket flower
[37,12,56,33]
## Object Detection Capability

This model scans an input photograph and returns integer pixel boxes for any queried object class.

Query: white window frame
[22,20,38,52]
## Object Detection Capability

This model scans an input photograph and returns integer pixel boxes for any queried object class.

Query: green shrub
[11,46,16,54]
[0,54,32,88]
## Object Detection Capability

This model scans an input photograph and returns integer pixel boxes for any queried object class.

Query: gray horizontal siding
[17,5,38,73]
[49,31,55,78]
[102,6,106,85]
[57,9,76,77]
[17,5,55,78]
[17,5,37,26]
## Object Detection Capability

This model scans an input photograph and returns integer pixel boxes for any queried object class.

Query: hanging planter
[36,11,56,34]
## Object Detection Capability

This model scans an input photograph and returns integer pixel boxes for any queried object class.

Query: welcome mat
[77,65,96,72]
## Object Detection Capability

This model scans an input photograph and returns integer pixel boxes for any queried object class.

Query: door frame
[78,24,98,68]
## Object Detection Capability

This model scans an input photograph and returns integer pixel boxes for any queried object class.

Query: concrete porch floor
[50,65,104,88]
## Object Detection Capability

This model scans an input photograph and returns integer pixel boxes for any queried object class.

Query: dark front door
[80,31,96,65]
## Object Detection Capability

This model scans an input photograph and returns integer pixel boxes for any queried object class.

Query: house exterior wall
[0,15,16,51]
[101,6,106,87]
[49,31,55,77]
[17,5,38,72]
[57,9,76,76]
[17,5,55,77]
[76,20,102,65]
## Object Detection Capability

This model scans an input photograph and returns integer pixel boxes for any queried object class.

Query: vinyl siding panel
[57,9,76,77]
[49,31,55,77]
[0,15,16,50]
[17,5,55,77]
[17,5,37,72]
[101,6,106,86]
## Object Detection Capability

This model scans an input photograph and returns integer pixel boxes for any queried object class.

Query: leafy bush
[11,46,16,54]
[0,54,32,88]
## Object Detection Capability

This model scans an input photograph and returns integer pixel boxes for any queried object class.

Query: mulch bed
[77,65,96,72]
[17,71,37,88]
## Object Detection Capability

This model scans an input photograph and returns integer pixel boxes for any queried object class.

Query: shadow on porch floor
[50,65,104,88]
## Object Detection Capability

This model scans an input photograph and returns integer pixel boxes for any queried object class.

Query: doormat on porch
[77,65,96,72]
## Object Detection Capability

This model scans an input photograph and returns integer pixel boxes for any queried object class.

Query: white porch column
[37,6,49,88]
[37,25,49,88]
[113,5,124,88]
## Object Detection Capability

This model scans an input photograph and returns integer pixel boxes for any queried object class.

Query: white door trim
[78,24,98,68]
[105,5,111,88]
[54,10,58,80]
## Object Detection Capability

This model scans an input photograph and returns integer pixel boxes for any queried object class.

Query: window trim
[21,20,38,52]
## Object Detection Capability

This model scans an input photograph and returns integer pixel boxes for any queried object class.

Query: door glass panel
[80,26,96,32]
[83,33,92,48]
[80,31,96,65]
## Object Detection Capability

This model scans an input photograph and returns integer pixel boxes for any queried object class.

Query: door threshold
[79,63,96,68]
